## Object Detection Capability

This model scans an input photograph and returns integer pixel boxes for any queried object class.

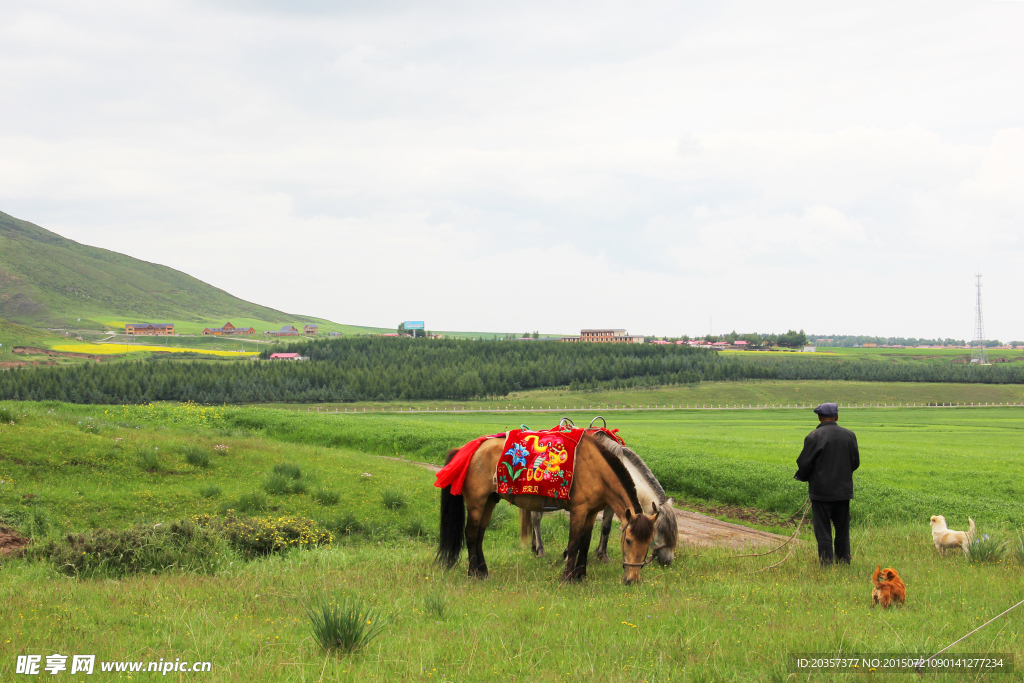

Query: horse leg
[572,509,600,581]
[464,496,491,578]
[531,511,546,557]
[474,494,499,577]
[562,507,591,583]
[595,506,614,561]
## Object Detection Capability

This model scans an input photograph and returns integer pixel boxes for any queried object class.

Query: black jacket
[794,422,860,501]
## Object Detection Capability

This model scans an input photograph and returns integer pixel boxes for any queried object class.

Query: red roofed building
[269,353,301,360]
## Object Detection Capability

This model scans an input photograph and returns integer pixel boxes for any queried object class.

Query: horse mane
[593,432,666,503]
[656,497,678,544]
[628,509,655,543]
[589,435,642,514]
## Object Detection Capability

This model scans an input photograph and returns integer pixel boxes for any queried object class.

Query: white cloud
[1,0,1023,339]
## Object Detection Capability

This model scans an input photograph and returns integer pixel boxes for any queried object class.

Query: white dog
[929,515,975,556]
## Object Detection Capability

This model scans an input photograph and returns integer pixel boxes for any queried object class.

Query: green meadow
[2,402,1023,682]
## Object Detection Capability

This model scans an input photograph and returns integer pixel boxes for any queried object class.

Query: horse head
[652,498,678,566]
[620,505,659,584]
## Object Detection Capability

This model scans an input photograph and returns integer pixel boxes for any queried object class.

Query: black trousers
[810,499,851,565]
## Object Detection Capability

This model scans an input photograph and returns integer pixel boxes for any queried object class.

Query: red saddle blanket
[433,425,625,497]
[496,427,584,500]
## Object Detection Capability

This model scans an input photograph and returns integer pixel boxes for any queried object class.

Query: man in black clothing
[794,402,860,565]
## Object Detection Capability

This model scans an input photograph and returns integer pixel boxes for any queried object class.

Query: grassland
[2,403,1024,682]
[724,346,1024,366]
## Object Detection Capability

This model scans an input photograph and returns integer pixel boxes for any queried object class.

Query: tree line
[1,337,1023,404]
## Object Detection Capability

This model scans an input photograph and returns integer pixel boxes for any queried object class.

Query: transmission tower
[971,273,990,365]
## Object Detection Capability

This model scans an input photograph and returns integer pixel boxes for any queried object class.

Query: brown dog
[871,565,906,609]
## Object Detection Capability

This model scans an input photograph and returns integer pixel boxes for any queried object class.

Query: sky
[1,1,1022,339]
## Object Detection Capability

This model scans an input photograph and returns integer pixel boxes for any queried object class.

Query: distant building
[862,343,878,348]
[382,333,400,337]
[303,324,319,335]
[264,326,300,337]
[734,340,750,346]
[562,329,645,344]
[269,353,303,360]
[802,346,817,353]
[126,323,174,336]
[201,321,256,336]
[329,331,342,338]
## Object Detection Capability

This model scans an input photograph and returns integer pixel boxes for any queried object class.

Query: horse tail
[519,508,532,545]
[437,448,465,569]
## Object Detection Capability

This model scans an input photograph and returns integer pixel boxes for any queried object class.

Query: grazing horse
[521,431,679,566]
[437,433,660,583]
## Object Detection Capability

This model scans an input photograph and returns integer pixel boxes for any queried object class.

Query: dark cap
[813,402,838,416]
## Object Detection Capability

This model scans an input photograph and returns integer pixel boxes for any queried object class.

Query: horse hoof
[596,553,609,562]
[536,550,546,558]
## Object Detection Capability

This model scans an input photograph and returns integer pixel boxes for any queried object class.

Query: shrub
[184,445,213,468]
[198,485,222,499]
[30,520,231,578]
[0,406,19,424]
[967,534,1007,563]
[273,463,302,480]
[424,589,446,619]
[307,595,386,654]
[196,513,332,560]
[290,479,309,495]
[381,489,407,511]
[312,488,341,506]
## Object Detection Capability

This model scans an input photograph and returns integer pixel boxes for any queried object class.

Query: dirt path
[386,456,793,550]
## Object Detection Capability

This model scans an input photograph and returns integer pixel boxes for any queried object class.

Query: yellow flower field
[51,343,257,357]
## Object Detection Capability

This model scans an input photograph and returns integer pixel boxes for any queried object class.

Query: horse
[521,430,679,565]
[437,432,661,584]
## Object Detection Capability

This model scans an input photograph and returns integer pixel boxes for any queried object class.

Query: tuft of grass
[0,506,50,538]
[273,462,302,480]
[263,473,292,495]
[229,491,269,514]
[312,487,341,506]
[264,472,307,495]
[381,488,407,511]
[137,447,161,472]
[1015,532,1024,565]
[0,406,19,424]
[184,445,213,468]
[967,534,1007,563]
[404,518,430,539]
[307,595,386,654]
[424,589,447,619]
[198,485,222,499]
[320,513,363,535]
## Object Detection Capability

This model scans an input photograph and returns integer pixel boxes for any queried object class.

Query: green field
[725,346,1024,366]
[2,402,1023,682]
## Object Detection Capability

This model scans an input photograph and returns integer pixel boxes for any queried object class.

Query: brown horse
[521,432,679,566]
[437,433,660,583]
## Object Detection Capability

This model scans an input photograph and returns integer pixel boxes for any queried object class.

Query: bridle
[620,526,666,568]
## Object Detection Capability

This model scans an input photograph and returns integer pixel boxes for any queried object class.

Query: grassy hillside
[0,210,327,329]
[0,317,67,352]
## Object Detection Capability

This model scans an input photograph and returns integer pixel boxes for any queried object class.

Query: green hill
[0,210,364,333]
[0,316,67,351]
